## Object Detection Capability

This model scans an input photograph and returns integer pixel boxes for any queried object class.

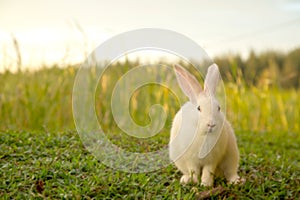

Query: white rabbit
[169,63,242,187]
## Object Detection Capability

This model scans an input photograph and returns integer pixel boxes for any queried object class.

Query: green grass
[1,130,299,199]
[1,63,300,199]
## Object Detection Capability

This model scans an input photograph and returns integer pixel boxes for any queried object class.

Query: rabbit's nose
[207,123,216,128]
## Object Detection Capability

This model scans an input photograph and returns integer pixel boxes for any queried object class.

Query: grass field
[1,130,299,199]
[1,63,300,199]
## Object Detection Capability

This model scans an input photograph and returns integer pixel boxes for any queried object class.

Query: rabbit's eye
[197,106,201,112]
[218,106,221,111]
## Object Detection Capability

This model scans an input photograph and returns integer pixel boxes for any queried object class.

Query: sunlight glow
[0,26,111,72]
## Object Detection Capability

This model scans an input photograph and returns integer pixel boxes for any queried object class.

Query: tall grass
[0,67,76,130]
[0,62,299,133]
[226,84,299,132]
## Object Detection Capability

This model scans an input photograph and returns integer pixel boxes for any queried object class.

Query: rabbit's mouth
[207,128,214,133]
[206,123,216,133]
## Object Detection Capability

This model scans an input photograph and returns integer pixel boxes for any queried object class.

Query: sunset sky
[1,0,300,71]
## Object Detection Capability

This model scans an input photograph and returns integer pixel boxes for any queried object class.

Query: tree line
[214,48,300,89]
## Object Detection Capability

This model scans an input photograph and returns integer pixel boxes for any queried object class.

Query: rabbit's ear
[174,64,202,104]
[204,64,220,96]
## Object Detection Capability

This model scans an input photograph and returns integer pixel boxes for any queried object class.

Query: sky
[1,0,300,71]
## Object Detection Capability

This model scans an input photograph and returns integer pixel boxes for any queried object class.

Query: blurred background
[1,0,300,71]
[0,0,300,132]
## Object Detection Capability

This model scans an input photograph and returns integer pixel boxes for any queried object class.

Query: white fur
[169,64,242,186]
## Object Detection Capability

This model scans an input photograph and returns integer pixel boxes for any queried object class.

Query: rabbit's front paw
[180,175,198,184]
[180,175,190,184]
[200,180,213,187]
[228,176,246,185]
